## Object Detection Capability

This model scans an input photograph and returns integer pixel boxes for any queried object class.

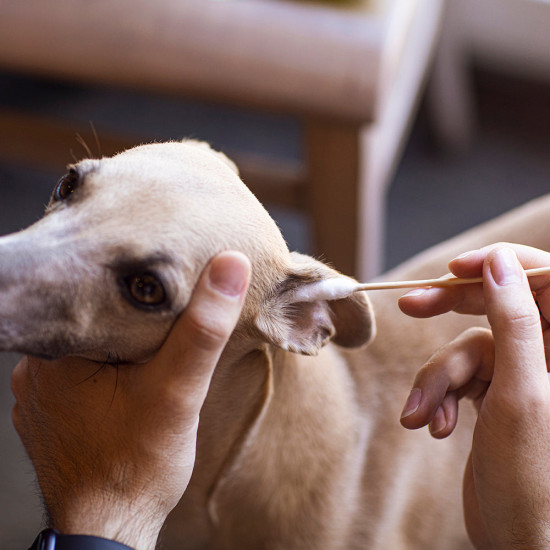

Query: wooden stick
[356,266,550,292]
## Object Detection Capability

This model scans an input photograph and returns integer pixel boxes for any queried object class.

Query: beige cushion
[0,0,428,120]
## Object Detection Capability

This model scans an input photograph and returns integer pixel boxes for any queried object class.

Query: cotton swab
[356,266,550,292]
[287,266,550,304]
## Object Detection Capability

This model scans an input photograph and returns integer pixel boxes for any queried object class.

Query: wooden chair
[0,0,444,279]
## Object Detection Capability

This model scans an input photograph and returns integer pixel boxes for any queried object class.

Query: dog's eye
[125,273,166,306]
[54,169,79,201]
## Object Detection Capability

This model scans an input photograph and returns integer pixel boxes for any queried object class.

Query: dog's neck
[168,336,368,547]
[192,335,275,500]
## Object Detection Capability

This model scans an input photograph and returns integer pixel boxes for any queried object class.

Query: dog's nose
[0,231,69,289]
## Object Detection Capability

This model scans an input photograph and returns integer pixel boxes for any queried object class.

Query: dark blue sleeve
[29,529,135,550]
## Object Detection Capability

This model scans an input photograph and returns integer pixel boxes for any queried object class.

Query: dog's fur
[3,140,550,549]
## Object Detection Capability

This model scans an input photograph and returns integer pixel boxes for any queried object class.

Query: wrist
[50,520,162,550]
[46,495,166,550]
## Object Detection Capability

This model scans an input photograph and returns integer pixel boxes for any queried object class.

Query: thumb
[483,247,547,394]
[152,251,251,395]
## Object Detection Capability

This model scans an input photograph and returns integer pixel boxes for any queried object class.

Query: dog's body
[3,141,550,549]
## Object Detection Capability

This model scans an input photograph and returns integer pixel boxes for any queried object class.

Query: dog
[3,140,550,549]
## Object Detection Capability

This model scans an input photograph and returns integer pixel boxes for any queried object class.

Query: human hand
[11,251,251,550]
[399,245,550,549]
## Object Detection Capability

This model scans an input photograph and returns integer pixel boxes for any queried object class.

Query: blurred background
[1,0,550,546]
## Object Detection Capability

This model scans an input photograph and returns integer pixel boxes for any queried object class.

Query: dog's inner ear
[255,253,376,356]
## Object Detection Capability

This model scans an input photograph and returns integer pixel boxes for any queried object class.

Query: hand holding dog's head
[0,141,374,363]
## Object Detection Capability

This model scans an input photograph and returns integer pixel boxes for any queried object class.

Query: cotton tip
[289,277,361,303]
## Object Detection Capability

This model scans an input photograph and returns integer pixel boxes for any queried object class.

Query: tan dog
[2,140,550,549]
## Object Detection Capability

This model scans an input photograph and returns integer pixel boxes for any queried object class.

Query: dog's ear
[255,252,376,355]
[183,139,239,175]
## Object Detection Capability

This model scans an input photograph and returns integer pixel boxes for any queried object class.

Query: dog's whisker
[89,121,102,158]
[71,352,121,414]
[73,361,109,389]
[75,132,93,160]
[105,354,120,414]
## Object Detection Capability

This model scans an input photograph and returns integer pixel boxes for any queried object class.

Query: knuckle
[185,311,232,351]
[429,326,489,367]
[460,326,493,344]
[414,354,451,392]
[415,326,495,391]
[485,241,514,254]
[498,306,541,337]
[460,326,495,359]
[466,325,492,338]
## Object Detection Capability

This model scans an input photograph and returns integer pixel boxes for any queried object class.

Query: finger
[399,284,485,318]
[400,327,494,431]
[400,243,550,320]
[151,251,251,398]
[482,247,549,395]
[449,243,550,281]
[450,243,550,321]
[453,244,550,325]
[428,392,459,439]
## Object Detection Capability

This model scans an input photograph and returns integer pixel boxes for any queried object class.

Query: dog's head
[0,141,375,362]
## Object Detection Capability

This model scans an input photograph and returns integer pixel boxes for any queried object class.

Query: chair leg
[304,119,385,280]
[427,0,475,151]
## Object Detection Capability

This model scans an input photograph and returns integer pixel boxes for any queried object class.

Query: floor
[1,67,549,547]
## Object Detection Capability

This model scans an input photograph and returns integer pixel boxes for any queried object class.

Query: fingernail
[490,248,523,286]
[453,250,477,261]
[429,406,446,435]
[401,388,422,419]
[402,288,428,298]
[209,254,250,297]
